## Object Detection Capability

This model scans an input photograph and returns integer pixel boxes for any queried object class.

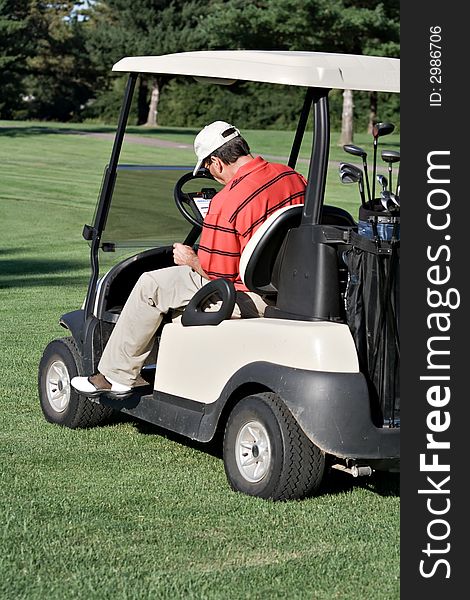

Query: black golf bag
[344,204,400,426]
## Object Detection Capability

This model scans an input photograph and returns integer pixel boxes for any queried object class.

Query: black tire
[38,337,113,429]
[223,392,325,500]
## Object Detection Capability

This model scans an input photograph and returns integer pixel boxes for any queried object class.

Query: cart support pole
[302,90,330,225]
[83,73,138,321]
[266,89,343,322]
[288,88,314,170]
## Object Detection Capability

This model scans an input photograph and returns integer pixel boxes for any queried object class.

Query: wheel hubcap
[235,420,271,483]
[45,360,71,413]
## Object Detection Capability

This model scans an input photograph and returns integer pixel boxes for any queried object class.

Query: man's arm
[173,243,210,279]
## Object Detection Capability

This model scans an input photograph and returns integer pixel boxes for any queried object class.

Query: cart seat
[239,204,355,296]
[240,205,302,295]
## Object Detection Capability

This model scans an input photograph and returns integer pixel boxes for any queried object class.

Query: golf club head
[380,191,390,210]
[343,144,367,159]
[377,174,388,191]
[340,167,361,184]
[344,144,371,200]
[339,162,363,180]
[381,149,400,164]
[373,122,395,140]
[372,123,395,201]
[340,172,357,185]
[380,191,400,213]
[339,163,366,207]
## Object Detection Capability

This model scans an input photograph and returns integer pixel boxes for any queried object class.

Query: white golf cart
[38,51,400,500]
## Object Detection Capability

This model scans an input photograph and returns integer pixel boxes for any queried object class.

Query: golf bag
[344,205,400,426]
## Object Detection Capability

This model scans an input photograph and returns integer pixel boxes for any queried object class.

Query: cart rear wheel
[38,337,113,429]
[223,392,325,500]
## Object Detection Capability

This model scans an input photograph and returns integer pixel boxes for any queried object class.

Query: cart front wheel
[38,337,112,429]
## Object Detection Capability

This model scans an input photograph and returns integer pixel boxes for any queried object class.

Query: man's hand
[173,243,209,279]
[173,243,197,268]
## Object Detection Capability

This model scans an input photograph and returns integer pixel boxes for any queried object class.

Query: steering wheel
[174,170,217,228]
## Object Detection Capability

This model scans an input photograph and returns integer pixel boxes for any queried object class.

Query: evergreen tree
[85,0,208,125]
[25,1,96,121]
[1,0,399,126]
[201,0,399,136]
[0,0,32,118]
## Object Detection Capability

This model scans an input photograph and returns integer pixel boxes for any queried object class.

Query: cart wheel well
[214,383,274,443]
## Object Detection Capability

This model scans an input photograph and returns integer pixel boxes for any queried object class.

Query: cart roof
[112,50,400,93]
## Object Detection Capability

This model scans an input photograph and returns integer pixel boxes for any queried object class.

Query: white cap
[193,121,241,175]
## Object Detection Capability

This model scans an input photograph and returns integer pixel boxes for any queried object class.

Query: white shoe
[71,373,132,397]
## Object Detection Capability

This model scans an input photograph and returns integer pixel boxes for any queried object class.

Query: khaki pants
[99,265,268,386]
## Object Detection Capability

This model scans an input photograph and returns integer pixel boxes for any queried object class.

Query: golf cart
[38,51,400,500]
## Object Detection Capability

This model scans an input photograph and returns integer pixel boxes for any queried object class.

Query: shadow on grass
[321,468,399,498]
[379,141,401,150]
[131,417,223,459]
[126,126,200,138]
[0,248,23,256]
[0,124,199,139]
[0,125,112,137]
[0,258,87,288]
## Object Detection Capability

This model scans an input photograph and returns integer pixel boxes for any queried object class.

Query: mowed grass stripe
[0,122,399,600]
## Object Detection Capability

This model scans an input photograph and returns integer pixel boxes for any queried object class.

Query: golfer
[72,121,306,396]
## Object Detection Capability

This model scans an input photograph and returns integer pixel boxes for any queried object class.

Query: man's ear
[212,156,224,175]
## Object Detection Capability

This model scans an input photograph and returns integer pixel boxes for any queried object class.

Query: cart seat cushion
[239,204,303,295]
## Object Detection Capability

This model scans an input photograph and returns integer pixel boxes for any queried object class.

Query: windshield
[98,165,222,249]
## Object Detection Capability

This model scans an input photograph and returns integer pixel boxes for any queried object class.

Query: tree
[201,0,399,140]
[0,0,32,118]
[339,89,354,145]
[86,0,208,125]
[24,1,96,121]
[0,1,99,121]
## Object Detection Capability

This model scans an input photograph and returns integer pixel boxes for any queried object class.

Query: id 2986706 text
[429,26,443,107]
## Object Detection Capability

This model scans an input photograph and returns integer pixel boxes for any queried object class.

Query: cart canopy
[112,50,400,93]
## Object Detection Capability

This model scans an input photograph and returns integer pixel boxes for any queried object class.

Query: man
[72,121,306,396]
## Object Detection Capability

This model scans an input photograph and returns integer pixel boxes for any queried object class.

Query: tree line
[0,0,399,132]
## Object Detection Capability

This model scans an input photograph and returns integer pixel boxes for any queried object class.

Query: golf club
[372,122,395,200]
[381,149,400,194]
[380,190,400,211]
[380,190,390,211]
[343,144,371,201]
[339,163,366,207]
[340,171,356,184]
[339,162,363,179]
[376,174,388,193]
[340,171,366,207]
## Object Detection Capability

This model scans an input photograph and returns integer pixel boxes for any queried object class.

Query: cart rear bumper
[220,362,400,465]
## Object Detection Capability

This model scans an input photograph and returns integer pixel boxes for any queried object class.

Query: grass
[0,120,399,599]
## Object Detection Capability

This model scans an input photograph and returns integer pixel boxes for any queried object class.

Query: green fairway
[0,121,399,600]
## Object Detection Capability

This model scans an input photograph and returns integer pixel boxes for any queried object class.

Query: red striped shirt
[198,156,306,291]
